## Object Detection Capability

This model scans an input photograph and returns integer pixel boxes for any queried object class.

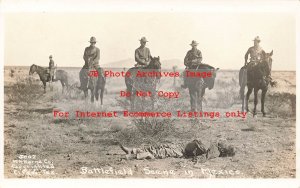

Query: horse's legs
[43,81,46,93]
[150,90,155,110]
[198,89,203,112]
[95,88,99,101]
[201,88,206,97]
[100,88,104,107]
[240,86,245,112]
[253,88,259,116]
[189,88,197,111]
[90,87,95,103]
[84,90,88,98]
[141,97,145,111]
[200,88,206,111]
[245,86,253,112]
[49,79,53,91]
[130,90,135,111]
[261,88,267,117]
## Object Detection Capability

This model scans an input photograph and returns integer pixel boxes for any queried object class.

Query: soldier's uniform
[83,46,100,69]
[79,36,103,90]
[184,49,202,68]
[244,36,272,82]
[182,40,203,89]
[135,37,151,68]
[48,55,55,81]
[244,46,265,65]
[135,47,151,67]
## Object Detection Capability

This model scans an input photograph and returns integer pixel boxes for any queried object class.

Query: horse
[239,50,274,117]
[79,62,106,105]
[125,56,161,111]
[185,64,219,111]
[29,64,68,93]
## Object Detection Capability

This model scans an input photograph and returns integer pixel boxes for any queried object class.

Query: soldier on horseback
[83,36,100,69]
[135,37,152,68]
[48,55,56,82]
[244,36,265,66]
[244,36,272,82]
[181,40,203,89]
[79,36,104,90]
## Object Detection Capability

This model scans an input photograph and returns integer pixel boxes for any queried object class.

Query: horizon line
[3,65,296,72]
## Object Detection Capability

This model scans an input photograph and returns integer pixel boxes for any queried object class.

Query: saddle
[84,61,104,77]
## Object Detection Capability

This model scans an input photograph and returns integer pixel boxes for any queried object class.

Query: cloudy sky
[3,1,297,70]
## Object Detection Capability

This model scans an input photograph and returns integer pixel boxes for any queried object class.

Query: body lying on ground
[119,139,235,163]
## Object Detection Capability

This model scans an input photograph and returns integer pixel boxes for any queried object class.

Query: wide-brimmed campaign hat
[89,36,97,43]
[253,36,261,42]
[139,37,148,43]
[190,40,198,46]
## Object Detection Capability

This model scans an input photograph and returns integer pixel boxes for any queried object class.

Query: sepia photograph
[1,0,299,186]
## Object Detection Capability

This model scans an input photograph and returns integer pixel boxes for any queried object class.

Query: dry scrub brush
[267,92,296,117]
[6,77,44,105]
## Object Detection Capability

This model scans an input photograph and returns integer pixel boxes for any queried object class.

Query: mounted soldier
[134,37,152,68]
[79,36,104,90]
[244,36,272,82]
[48,55,56,82]
[125,37,161,110]
[83,36,100,70]
[244,36,265,66]
[181,40,203,89]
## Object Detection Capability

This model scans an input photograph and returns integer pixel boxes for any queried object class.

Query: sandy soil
[4,66,296,178]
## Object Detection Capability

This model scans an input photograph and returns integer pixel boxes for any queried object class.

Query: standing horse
[29,64,68,93]
[125,56,161,110]
[79,63,106,105]
[185,64,219,111]
[239,50,274,117]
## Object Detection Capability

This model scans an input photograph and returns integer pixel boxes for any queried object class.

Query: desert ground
[4,66,296,178]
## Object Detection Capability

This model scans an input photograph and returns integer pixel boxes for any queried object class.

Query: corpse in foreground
[119,139,235,163]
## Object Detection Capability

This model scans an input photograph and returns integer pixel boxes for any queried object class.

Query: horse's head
[261,50,273,75]
[205,67,219,90]
[148,56,161,69]
[197,64,219,90]
[263,50,273,64]
[29,64,37,75]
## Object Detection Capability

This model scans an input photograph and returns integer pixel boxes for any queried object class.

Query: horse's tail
[239,66,247,99]
[79,68,88,90]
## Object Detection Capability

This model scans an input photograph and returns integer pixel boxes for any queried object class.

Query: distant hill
[102,58,135,68]
[162,59,184,69]
[102,58,184,70]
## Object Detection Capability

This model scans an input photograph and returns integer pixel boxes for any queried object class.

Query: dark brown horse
[79,63,106,105]
[239,50,274,117]
[125,57,161,110]
[29,64,68,93]
[185,64,219,111]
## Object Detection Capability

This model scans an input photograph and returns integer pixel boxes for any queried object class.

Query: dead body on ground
[119,139,236,163]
